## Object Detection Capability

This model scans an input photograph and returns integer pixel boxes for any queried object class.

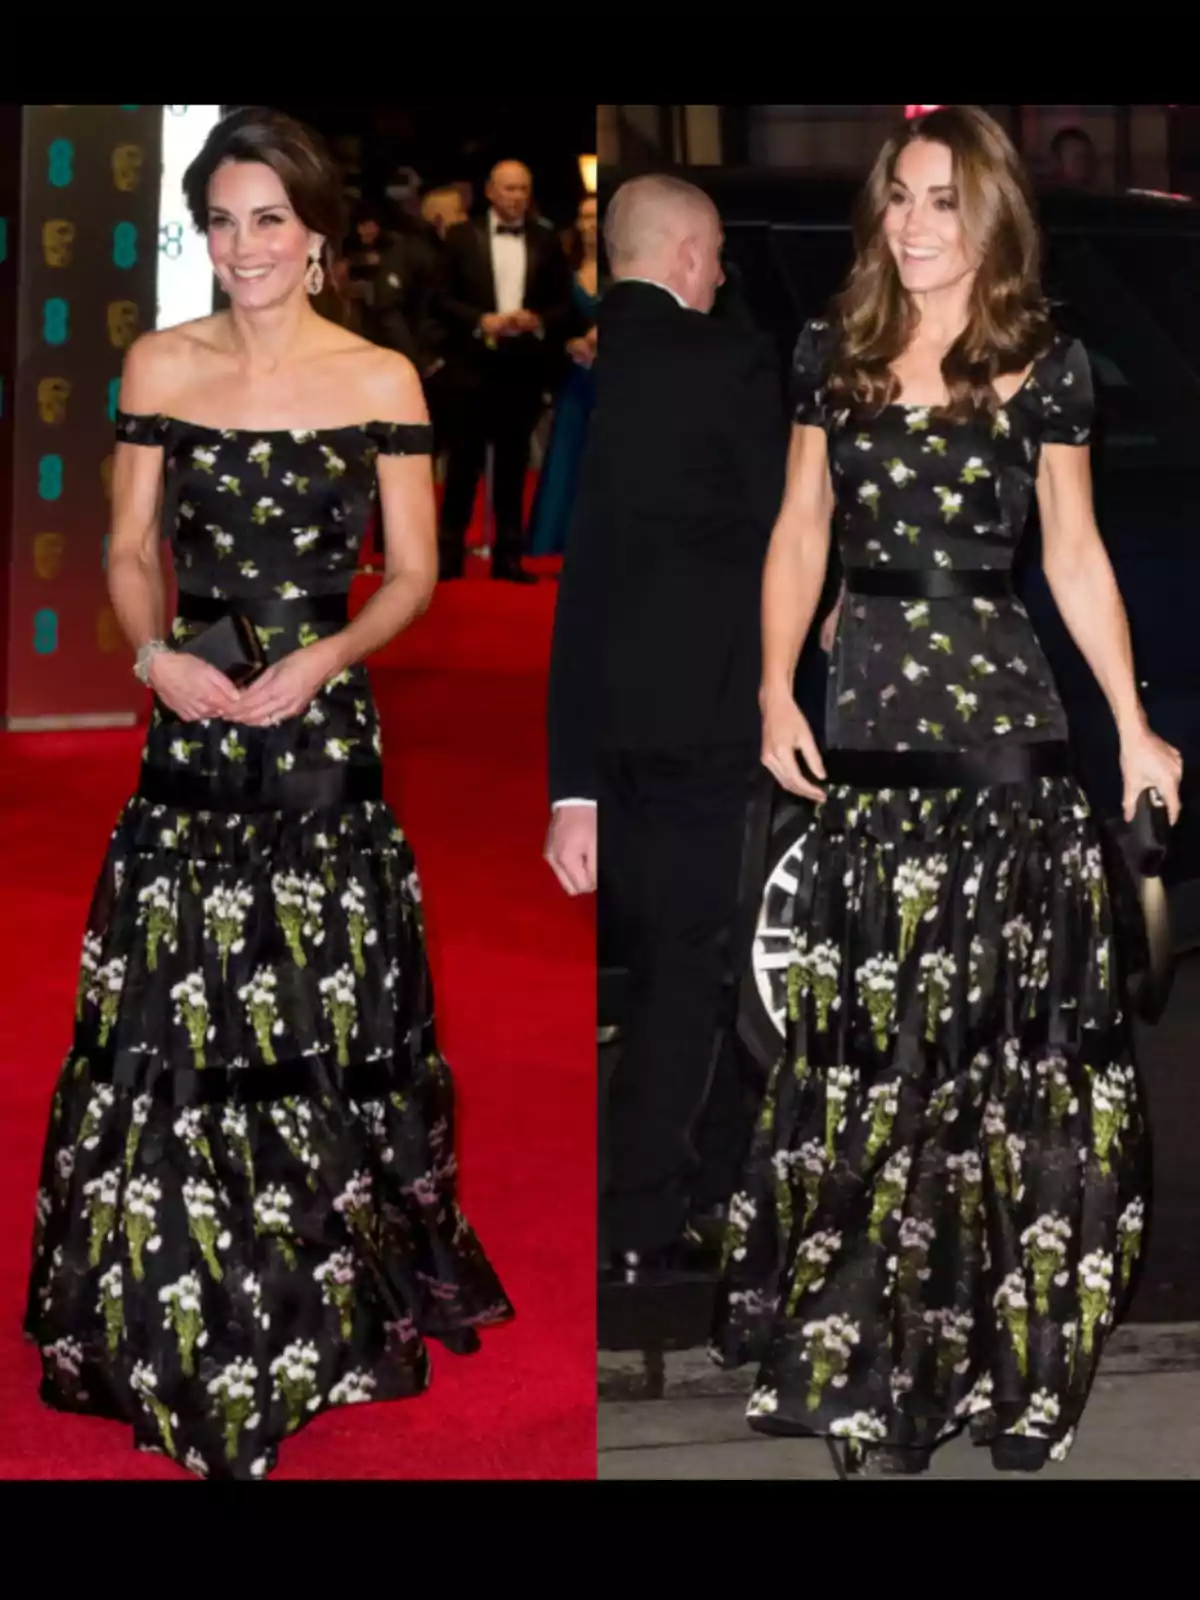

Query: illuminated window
[156,104,222,330]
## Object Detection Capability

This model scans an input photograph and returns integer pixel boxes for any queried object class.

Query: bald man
[436,160,575,582]
[546,175,789,1284]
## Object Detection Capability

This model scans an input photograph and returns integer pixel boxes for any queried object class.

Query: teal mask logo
[38,456,64,501]
[112,222,138,269]
[107,378,121,421]
[33,608,59,655]
[48,139,74,188]
[43,299,70,346]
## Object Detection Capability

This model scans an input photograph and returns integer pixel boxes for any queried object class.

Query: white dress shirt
[488,208,528,314]
[550,280,691,811]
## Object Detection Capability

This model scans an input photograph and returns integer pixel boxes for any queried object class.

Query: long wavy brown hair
[826,105,1053,422]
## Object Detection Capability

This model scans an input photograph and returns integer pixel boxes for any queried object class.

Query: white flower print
[293,526,320,553]
[248,440,273,474]
[858,482,881,517]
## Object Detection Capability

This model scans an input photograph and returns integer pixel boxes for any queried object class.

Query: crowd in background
[331,160,600,582]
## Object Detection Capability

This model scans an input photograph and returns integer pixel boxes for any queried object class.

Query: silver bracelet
[133,639,169,685]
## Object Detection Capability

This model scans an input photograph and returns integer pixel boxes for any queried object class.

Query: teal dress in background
[528,276,599,557]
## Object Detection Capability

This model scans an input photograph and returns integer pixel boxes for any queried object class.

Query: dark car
[596,169,1200,1035]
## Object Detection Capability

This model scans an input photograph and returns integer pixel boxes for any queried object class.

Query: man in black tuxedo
[545,175,788,1280]
[436,160,574,583]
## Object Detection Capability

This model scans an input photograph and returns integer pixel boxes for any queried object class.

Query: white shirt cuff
[552,798,596,808]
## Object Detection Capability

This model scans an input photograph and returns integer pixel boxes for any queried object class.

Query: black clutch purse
[177,613,266,687]
[1116,786,1175,1024]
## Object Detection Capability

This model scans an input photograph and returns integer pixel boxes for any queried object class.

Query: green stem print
[271,872,327,969]
[1039,1055,1078,1125]
[170,972,210,1070]
[218,1109,254,1197]
[270,1341,321,1432]
[254,1186,298,1270]
[857,956,899,1051]
[861,1081,901,1168]
[122,1176,163,1282]
[98,1263,124,1357]
[96,958,126,1048]
[719,1191,757,1271]
[314,1250,357,1340]
[895,857,947,964]
[984,1101,1009,1200]
[1021,1214,1071,1315]
[1117,1199,1145,1290]
[869,1150,912,1244]
[785,1230,842,1316]
[209,1357,262,1463]
[124,1094,152,1176]
[83,1169,121,1267]
[173,1110,217,1181]
[298,620,320,648]
[76,1085,116,1152]
[183,1177,227,1283]
[994,1272,1030,1375]
[824,1066,858,1159]
[248,440,272,475]
[136,877,177,972]
[898,1217,936,1297]
[76,931,102,1021]
[934,486,963,523]
[270,1099,320,1191]
[771,1151,795,1244]
[319,966,358,1067]
[341,880,378,980]
[159,1273,206,1376]
[947,1151,984,1233]
[925,1308,975,1390]
[807,942,841,1033]
[239,968,282,1065]
[131,1362,178,1458]
[332,1169,375,1244]
[1078,1250,1114,1357]
[1088,1064,1130,1177]
[918,951,957,1042]
[801,1314,861,1412]
[796,1142,827,1229]
[857,482,881,518]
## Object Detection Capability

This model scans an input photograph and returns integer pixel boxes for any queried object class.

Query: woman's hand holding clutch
[148,652,243,723]
[234,642,340,728]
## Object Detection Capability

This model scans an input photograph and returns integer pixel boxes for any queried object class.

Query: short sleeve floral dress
[710,320,1148,1473]
[24,414,513,1480]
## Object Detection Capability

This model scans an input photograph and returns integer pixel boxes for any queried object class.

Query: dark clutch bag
[177,613,266,687]
[1112,787,1175,1025]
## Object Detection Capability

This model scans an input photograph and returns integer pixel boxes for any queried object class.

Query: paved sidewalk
[598,1323,1200,1480]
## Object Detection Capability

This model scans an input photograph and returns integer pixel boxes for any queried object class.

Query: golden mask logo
[96,606,123,653]
[107,300,139,349]
[112,143,144,193]
[37,377,72,424]
[43,219,76,268]
[33,531,65,580]
[100,454,114,502]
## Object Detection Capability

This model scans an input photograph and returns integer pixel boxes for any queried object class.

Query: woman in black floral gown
[710,106,1182,1474]
[24,108,512,1480]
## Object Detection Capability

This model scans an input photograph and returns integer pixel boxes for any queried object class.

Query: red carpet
[0,560,596,1479]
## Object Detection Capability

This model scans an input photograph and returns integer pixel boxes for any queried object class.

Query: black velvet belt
[843,567,1013,599]
[175,590,350,626]
[822,741,1075,789]
[137,762,383,813]
[82,1043,405,1107]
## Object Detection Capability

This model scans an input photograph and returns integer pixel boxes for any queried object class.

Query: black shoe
[492,561,536,584]
[990,1436,1051,1473]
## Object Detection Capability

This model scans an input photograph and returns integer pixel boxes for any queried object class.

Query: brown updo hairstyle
[182,105,348,323]
[826,104,1054,422]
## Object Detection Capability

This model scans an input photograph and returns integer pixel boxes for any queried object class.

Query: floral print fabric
[710,325,1147,1467]
[25,416,513,1480]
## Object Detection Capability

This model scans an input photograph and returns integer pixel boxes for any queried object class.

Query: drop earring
[305,249,325,297]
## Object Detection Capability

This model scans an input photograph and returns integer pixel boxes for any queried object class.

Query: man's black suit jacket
[547,279,788,802]
[438,215,575,392]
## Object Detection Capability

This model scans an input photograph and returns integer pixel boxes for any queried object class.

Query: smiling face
[206,158,322,310]
[882,137,979,299]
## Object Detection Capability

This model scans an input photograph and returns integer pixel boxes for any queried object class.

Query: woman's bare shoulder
[120,315,231,413]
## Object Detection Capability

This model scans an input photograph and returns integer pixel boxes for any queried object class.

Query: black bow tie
[495,223,526,237]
